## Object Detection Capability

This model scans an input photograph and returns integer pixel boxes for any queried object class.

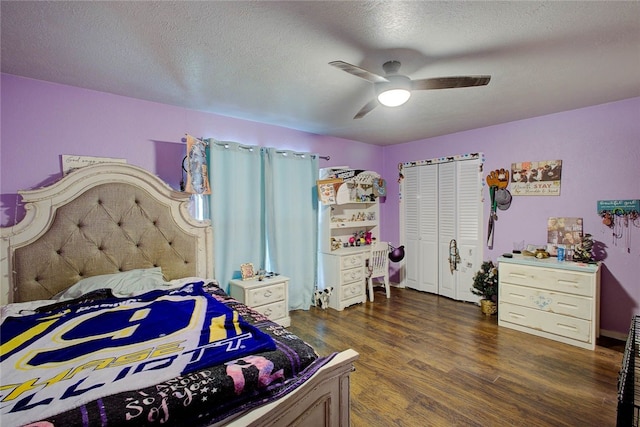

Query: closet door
[403,165,438,293]
[454,160,483,302]
[437,162,456,299]
[401,157,482,302]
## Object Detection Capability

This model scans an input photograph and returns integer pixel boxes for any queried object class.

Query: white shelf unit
[320,201,379,253]
[318,169,381,311]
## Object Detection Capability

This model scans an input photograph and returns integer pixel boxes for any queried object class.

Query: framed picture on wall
[510,159,562,196]
[240,263,255,280]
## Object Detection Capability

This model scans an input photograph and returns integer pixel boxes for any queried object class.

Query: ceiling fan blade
[329,61,389,83]
[354,98,379,119]
[412,75,491,91]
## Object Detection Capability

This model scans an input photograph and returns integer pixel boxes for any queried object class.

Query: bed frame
[0,162,357,426]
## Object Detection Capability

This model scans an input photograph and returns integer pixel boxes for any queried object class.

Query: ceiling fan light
[377,88,411,107]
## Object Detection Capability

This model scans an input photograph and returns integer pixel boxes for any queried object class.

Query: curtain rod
[181,136,330,160]
[275,150,330,161]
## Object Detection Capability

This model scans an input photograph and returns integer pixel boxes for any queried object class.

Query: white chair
[367,241,390,302]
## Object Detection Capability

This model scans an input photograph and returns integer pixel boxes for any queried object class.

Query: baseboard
[600,329,627,341]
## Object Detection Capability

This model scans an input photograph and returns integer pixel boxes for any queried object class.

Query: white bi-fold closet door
[401,156,483,302]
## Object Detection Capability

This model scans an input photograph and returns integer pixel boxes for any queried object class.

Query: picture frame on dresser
[240,262,255,280]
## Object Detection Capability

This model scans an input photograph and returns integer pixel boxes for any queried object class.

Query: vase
[480,299,497,315]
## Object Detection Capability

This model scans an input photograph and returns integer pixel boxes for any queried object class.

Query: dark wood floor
[288,286,625,427]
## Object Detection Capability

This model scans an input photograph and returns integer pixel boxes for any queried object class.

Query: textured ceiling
[2,1,639,146]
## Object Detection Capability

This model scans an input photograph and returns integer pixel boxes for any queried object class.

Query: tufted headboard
[1,163,214,304]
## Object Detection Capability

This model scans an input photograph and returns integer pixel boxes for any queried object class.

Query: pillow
[54,267,166,300]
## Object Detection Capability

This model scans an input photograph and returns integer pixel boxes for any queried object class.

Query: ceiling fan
[329,60,491,119]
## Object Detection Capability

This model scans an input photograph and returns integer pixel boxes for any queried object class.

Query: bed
[1,162,358,427]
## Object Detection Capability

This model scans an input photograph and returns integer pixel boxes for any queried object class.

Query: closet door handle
[449,239,461,274]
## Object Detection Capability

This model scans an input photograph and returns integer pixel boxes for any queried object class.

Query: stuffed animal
[314,287,333,309]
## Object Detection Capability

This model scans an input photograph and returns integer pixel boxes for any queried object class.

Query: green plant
[471,261,498,302]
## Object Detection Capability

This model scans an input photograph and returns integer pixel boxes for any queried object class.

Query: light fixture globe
[376,74,412,107]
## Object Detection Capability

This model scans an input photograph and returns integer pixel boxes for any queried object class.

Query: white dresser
[229,275,290,327]
[498,255,600,350]
[320,249,368,311]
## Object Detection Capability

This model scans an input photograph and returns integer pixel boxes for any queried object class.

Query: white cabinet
[320,249,368,311]
[318,168,381,310]
[498,256,600,350]
[229,275,291,327]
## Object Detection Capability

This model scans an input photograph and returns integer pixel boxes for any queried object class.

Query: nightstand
[229,275,290,327]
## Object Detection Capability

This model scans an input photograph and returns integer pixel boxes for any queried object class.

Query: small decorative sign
[317,178,342,205]
[510,160,562,196]
[61,155,126,175]
[597,200,640,215]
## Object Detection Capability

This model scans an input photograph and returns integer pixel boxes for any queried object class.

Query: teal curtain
[207,141,318,308]
[264,148,319,310]
[207,140,264,293]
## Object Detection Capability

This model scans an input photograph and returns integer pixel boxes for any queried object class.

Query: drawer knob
[264,308,272,316]
[263,290,272,298]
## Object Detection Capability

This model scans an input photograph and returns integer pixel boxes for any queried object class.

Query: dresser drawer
[500,283,593,320]
[500,262,593,297]
[253,300,287,321]
[341,266,364,284]
[246,282,286,307]
[341,253,365,270]
[340,281,365,300]
[499,302,592,343]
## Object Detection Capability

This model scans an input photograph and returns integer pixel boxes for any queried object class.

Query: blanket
[0,282,276,426]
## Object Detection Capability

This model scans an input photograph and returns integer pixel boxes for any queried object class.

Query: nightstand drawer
[500,262,593,297]
[246,282,286,307]
[341,253,365,270]
[253,300,287,321]
[341,267,364,284]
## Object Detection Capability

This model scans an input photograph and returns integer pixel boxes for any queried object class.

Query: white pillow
[54,267,166,300]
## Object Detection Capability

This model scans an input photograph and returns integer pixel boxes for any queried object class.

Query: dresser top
[230,275,289,289]
[498,254,600,273]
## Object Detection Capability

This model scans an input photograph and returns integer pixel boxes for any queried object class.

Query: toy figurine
[573,234,594,262]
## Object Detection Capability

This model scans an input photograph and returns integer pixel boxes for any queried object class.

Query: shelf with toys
[317,168,384,310]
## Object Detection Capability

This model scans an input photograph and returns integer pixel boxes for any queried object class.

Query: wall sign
[510,160,562,196]
[597,200,640,215]
[61,155,126,175]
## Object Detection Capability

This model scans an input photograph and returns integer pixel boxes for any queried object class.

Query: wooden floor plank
[289,287,624,427]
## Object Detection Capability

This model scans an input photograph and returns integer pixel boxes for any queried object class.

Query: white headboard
[1,163,214,305]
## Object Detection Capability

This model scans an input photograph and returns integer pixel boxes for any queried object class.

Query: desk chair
[367,241,390,301]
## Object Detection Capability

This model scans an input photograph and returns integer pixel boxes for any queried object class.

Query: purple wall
[2,73,639,337]
[380,97,640,337]
[0,74,381,225]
